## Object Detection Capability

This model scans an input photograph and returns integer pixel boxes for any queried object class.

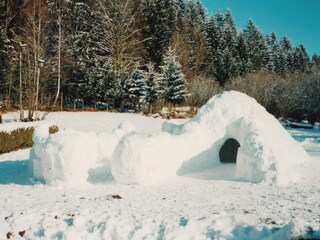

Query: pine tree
[265,32,278,71]
[235,31,251,74]
[205,11,239,86]
[205,15,224,76]
[65,0,110,103]
[161,47,189,106]
[280,36,295,74]
[274,48,287,76]
[266,32,277,47]
[223,9,237,50]
[141,0,177,66]
[144,63,159,113]
[176,0,186,29]
[280,36,293,53]
[128,68,145,111]
[185,0,206,30]
[244,20,269,71]
[293,45,310,73]
[311,53,320,71]
[221,9,238,80]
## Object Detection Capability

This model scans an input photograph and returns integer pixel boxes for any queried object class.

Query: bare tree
[13,0,48,121]
[98,0,143,107]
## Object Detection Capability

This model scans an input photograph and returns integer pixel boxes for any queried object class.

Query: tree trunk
[35,66,40,120]
[52,13,61,111]
[60,92,63,111]
[19,51,23,121]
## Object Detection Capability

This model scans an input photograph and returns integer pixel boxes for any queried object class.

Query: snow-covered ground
[1,111,320,240]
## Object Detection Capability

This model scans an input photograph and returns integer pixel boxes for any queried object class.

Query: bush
[0,125,59,154]
[187,75,221,107]
[224,70,320,123]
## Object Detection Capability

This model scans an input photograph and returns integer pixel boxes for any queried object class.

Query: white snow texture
[30,91,309,185]
[30,122,135,185]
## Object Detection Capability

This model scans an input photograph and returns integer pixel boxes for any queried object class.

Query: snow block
[29,122,135,185]
[112,91,310,185]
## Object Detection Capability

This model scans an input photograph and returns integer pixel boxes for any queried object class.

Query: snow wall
[29,91,310,185]
[112,91,310,185]
[29,122,135,185]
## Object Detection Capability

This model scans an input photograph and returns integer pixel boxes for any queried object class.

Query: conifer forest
[0,0,319,122]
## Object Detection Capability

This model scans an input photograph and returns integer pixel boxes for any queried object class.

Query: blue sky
[201,0,320,55]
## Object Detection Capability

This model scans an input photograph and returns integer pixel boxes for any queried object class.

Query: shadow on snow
[0,160,32,185]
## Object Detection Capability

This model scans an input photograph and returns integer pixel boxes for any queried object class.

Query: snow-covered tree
[128,68,145,110]
[185,0,206,30]
[293,45,310,73]
[100,0,141,107]
[141,0,177,66]
[264,32,277,71]
[144,63,159,113]
[205,10,239,86]
[236,31,251,74]
[65,0,110,102]
[161,47,189,106]
[182,0,207,75]
[221,9,238,82]
[205,15,224,76]
[244,20,269,71]
[311,53,320,71]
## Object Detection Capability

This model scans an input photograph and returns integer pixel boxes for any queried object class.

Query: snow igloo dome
[112,91,310,185]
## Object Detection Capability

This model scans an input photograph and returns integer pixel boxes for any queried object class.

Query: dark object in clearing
[18,230,26,237]
[219,138,240,163]
[289,122,313,129]
[6,232,13,239]
[112,195,122,199]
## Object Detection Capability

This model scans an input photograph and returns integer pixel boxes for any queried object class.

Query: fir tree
[185,0,206,30]
[161,47,189,106]
[205,15,224,76]
[293,45,310,73]
[244,20,269,71]
[223,9,237,50]
[128,68,145,110]
[311,53,320,71]
[141,0,177,66]
[235,31,251,74]
[65,0,109,102]
[280,36,293,53]
[265,32,278,71]
[222,9,238,79]
[274,49,287,76]
[266,32,277,47]
[144,63,159,113]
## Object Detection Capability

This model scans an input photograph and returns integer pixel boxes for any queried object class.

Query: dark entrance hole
[219,138,240,163]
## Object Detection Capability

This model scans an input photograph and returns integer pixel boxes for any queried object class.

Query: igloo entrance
[219,138,240,163]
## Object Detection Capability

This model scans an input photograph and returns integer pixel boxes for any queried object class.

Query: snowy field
[1,110,320,239]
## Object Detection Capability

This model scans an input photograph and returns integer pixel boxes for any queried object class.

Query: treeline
[0,0,319,121]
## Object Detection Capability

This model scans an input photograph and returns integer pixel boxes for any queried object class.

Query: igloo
[111,91,310,185]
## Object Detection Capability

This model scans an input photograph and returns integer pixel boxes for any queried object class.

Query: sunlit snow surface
[0,111,320,239]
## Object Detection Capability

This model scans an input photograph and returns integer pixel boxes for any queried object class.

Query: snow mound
[112,91,310,185]
[29,122,135,185]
